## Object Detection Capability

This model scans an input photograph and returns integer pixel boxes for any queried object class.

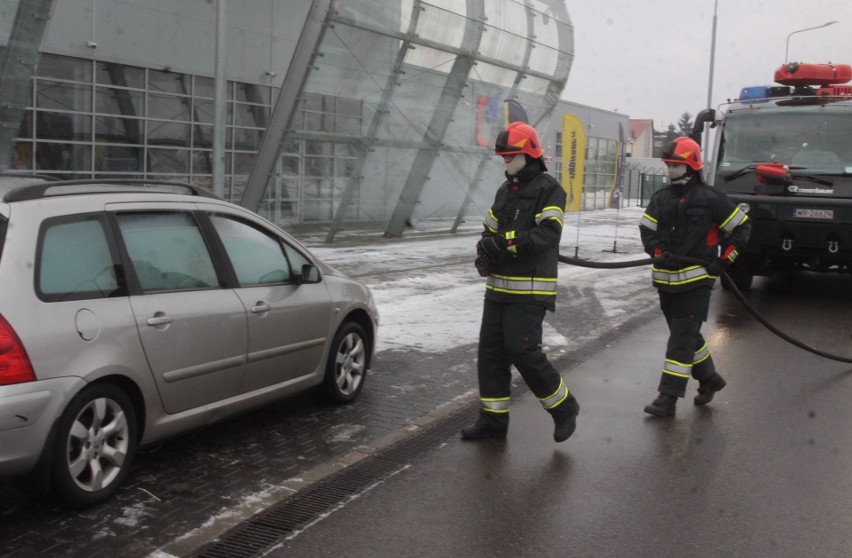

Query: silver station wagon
[0,176,378,508]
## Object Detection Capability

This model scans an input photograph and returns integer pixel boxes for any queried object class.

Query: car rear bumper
[0,377,84,476]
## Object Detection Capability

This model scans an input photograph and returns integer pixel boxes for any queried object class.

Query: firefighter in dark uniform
[461,121,580,442]
[639,136,751,416]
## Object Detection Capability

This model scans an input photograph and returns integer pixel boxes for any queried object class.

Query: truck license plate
[793,208,834,220]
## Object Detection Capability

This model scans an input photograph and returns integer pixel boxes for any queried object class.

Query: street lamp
[785,21,838,63]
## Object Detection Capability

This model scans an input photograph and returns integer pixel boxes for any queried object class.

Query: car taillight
[0,315,36,385]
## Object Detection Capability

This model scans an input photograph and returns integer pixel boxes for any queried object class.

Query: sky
[562,0,852,129]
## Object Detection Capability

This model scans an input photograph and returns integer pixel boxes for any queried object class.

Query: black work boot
[460,418,508,441]
[644,393,677,417]
[552,395,580,442]
[694,373,726,405]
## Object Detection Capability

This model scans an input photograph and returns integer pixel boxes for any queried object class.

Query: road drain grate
[190,406,478,558]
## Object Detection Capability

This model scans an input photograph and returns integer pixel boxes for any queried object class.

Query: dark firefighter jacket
[639,174,751,293]
[482,161,566,311]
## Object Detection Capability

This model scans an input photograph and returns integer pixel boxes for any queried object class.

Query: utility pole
[706,0,718,110]
[213,0,227,197]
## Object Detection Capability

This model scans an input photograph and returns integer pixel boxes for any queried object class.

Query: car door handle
[251,303,271,314]
[146,315,175,326]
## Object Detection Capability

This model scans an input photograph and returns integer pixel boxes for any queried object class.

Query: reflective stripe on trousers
[481,397,510,414]
[540,378,569,410]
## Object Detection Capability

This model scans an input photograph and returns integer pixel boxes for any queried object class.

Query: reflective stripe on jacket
[639,175,750,293]
[482,169,566,310]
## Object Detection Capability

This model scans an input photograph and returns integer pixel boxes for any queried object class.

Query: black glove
[705,258,726,277]
[478,236,505,260]
[662,251,680,269]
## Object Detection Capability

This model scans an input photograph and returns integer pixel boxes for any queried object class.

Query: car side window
[37,215,121,301]
[116,212,218,292]
[283,242,312,273]
[209,215,291,285]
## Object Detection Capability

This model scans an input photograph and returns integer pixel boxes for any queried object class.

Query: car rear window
[37,215,122,301]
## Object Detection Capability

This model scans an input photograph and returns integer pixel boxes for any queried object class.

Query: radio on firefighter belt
[555,252,852,364]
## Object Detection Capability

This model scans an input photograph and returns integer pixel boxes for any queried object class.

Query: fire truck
[691,62,852,290]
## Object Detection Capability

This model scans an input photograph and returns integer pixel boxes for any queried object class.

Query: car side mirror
[295,264,321,285]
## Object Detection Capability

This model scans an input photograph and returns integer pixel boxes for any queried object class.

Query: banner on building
[561,114,585,213]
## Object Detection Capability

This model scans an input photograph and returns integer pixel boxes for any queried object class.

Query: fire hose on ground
[557,253,852,364]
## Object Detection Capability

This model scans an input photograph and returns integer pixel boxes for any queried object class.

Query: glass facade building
[1,0,627,240]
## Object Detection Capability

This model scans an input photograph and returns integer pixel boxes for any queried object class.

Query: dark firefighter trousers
[476,299,572,429]
[656,286,717,398]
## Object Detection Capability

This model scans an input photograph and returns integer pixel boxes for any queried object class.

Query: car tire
[318,322,368,404]
[50,383,138,508]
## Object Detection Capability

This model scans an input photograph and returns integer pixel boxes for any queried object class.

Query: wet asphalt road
[266,272,852,558]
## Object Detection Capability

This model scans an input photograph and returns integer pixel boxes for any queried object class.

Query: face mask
[667,164,688,182]
[505,155,527,176]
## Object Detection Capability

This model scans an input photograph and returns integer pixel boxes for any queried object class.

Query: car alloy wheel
[320,322,368,404]
[51,384,138,508]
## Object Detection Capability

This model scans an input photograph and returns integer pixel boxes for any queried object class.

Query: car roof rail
[3,178,223,203]
[0,171,62,181]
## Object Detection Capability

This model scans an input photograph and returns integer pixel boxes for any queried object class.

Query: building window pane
[194,76,214,98]
[235,103,269,127]
[232,127,263,151]
[95,115,143,145]
[335,115,361,135]
[235,83,270,104]
[35,142,91,171]
[149,93,190,121]
[148,148,190,173]
[36,111,92,141]
[230,152,255,175]
[10,141,33,170]
[192,150,213,174]
[36,81,92,112]
[17,111,34,139]
[95,145,142,172]
[149,69,191,94]
[37,54,92,82]
[305,155,333,178]
[96,62,145,89]
[192,124,214,148]
[193,99,214,124]
[148,121,191,147]
[95,87,144,116]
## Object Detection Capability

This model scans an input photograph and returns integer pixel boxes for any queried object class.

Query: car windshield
[717,106,852,175]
